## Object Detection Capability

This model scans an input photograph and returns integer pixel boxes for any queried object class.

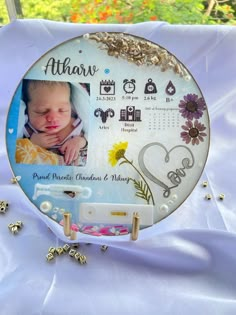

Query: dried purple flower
[179,94,206,120]
[181,120,207,145]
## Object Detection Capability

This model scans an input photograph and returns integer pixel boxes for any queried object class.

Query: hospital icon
[119,106,141,122]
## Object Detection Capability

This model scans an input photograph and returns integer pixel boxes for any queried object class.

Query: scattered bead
[202,181,208,187]
[63,244,71,252]
[11,177,18,184]
[10,225,19,234]
[100,245,108,252]
[0,201,9,213]
[48,247,56,254]
[68,249,77,257]
[8,223,15,231]
[79,255,87,264]
[56,247,64,255]
[8,221,23,234]
[46,253,55,261]
[14,221,23,229]
[46,244,88,265]
[205,194,212,200]
[219,193,225,200]
[74,252,82,261]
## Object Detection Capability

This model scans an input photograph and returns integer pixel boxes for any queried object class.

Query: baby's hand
[30,133,60,148]
[60,136,86,165]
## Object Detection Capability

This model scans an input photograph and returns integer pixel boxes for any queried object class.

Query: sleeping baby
[20,79,87,165]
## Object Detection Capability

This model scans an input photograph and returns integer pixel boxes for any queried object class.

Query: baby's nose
[46,111,57,122]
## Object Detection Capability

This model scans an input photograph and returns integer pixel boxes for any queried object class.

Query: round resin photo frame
[6,32,210,240]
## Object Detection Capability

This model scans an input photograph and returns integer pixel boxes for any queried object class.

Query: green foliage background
[0,0,236,25]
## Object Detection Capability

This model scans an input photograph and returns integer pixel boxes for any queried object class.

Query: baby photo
[15,79,90,166]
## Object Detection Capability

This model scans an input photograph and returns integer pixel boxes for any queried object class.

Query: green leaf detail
[132,179,151,205]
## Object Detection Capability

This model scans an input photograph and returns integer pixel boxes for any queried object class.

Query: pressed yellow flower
[108,142,128,166]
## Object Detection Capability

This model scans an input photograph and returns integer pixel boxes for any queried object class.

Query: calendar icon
[100,80,115,95]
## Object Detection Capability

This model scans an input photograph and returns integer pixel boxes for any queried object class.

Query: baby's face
[27,83,72,134]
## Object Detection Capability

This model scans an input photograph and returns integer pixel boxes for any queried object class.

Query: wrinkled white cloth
[0,20,236,315]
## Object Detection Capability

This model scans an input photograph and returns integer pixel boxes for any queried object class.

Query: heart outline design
[138,142,195,198]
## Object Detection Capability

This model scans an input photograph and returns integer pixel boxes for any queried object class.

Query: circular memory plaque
[6,32,210,239]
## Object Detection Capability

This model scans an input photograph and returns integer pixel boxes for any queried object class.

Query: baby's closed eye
[59,108,69,113]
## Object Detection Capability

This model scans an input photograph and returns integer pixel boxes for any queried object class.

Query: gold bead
[0,207,6,214]
[0,201,9,213]
[219,194,225,200]
[79,255,87,264]
[63,244,71,252]
[202,181,208,187]
[74,252,82,261]
[15,221,23,229]
[11,177,18,184]
[8,223,15,231]
[100,245,108,252]
[10,225,19,234]
[205,194,212,200]
[68,248,77,257]
[56,247,64,255]
[46,252,55,261]
[48,247,56,254]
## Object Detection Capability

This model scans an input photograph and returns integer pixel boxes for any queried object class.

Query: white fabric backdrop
[0,20,236,314]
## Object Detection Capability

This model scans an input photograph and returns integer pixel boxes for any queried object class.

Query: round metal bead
[202,181,208,187]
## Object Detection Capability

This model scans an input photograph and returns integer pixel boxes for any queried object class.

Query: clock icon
[123,79,136,94]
